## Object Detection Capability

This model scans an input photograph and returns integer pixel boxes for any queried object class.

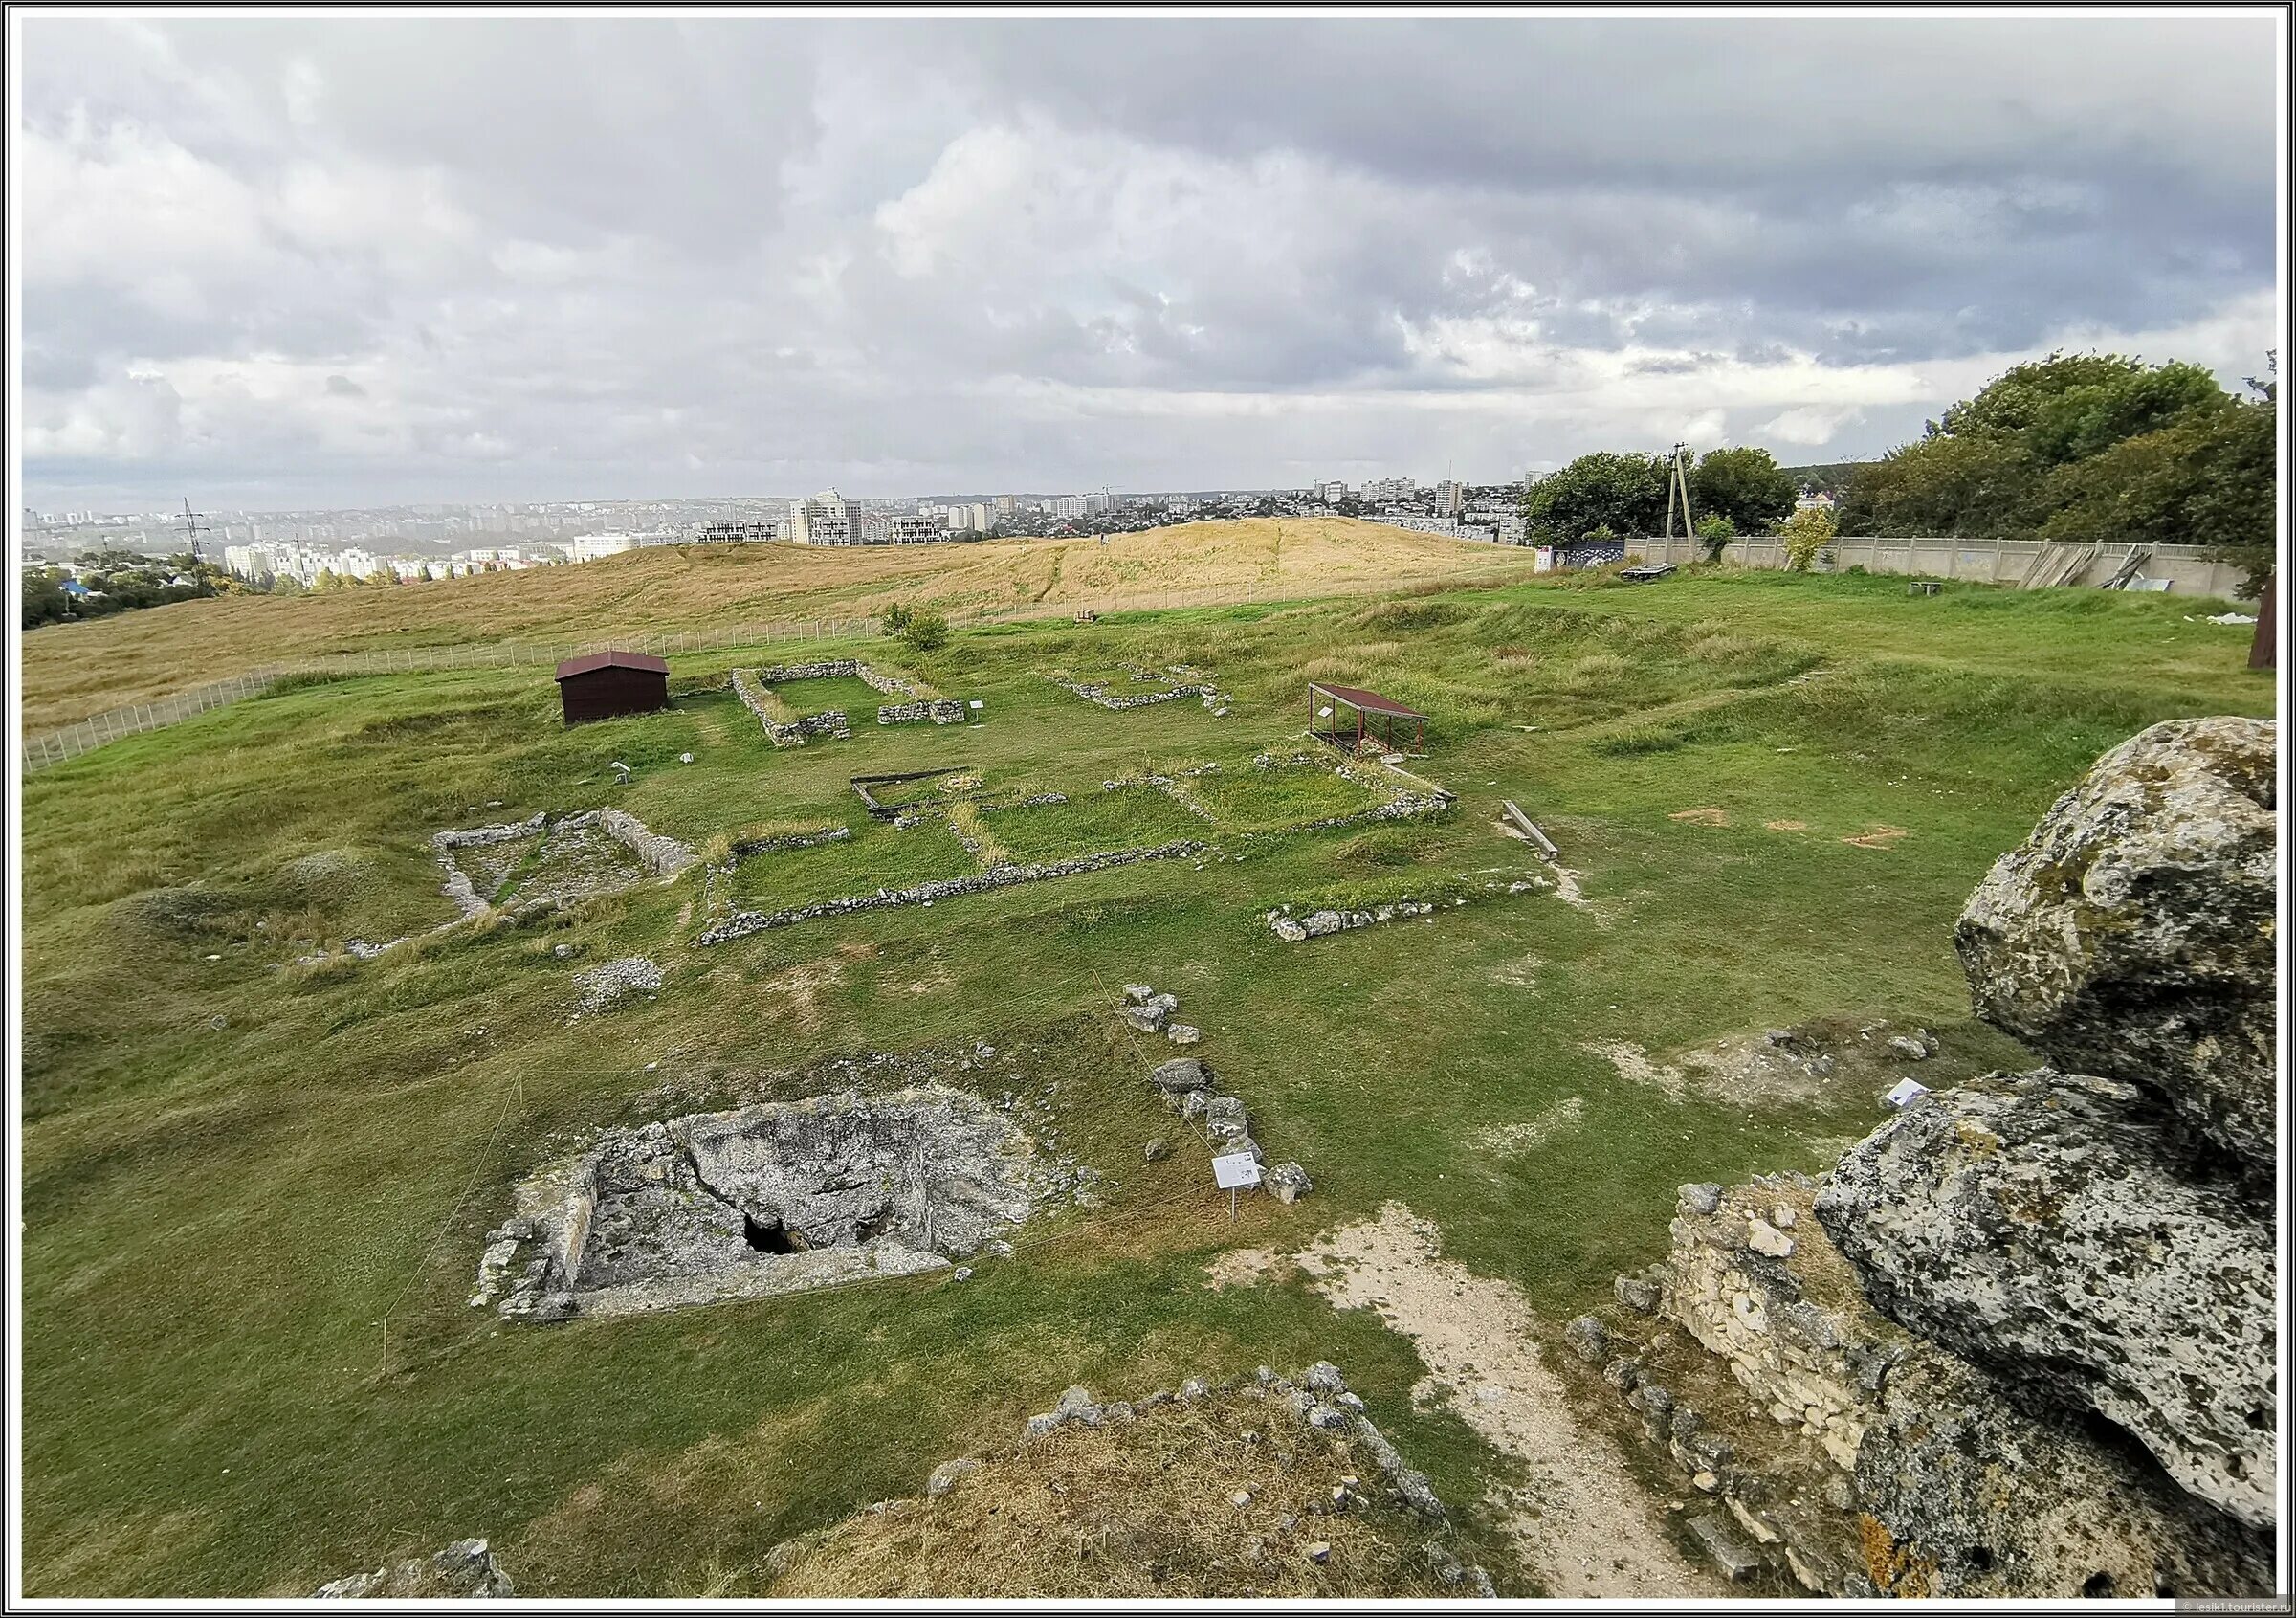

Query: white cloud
[14,14,2280,506]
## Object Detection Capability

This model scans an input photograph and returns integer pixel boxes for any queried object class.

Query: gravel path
[1292,1202,1716,1600]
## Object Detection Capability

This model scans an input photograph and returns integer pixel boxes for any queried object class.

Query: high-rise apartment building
[789,489,855,545]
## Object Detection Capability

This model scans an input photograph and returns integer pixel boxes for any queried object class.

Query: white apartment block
[789,490,857,545]
[1052,496,1089,519]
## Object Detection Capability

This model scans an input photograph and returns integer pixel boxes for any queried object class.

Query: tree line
[1519,351,2277,593]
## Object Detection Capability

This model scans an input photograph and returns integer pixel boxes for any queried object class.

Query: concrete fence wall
[1624,535,2245,599]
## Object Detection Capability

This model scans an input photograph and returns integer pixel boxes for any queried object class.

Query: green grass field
[17,565,2271,1596]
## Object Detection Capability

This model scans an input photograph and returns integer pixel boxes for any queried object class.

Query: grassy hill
[17,562,2271,1596]
[21,519,1538,733]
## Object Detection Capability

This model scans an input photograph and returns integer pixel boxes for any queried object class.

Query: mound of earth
[759,1368,1493,1599]
[475,1084,1053,1319]
[1586,1017,1955,1107]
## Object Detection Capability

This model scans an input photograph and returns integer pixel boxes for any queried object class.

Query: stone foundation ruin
[730,659,962,738]
[436,808,695,912]
[475,1085,1050,1319]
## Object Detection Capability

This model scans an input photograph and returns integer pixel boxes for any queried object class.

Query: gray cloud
[17,13,2279,509]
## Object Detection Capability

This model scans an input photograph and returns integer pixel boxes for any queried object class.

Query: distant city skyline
[18,14,2280,510]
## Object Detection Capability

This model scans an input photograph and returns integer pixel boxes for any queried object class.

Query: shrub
[1778,504,1839,571]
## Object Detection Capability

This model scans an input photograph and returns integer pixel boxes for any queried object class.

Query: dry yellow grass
[22,520,1536,733]
[761,1392,1472,1599]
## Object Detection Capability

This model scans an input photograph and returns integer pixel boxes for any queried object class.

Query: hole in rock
[485,1082,1051,1319]
[745,1216,806,1254]
[1964,1546,1994,1573]
[2081,1572,2116,1599]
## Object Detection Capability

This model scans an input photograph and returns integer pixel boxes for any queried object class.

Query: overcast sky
[15,12,2284,512]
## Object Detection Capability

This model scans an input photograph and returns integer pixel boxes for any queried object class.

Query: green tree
[1520,452,1667,544]
[1690,446,1798,534]
[2039,395,2276,592]
[1838,434,2041,538]
[1694,512,1737,563]
[1777,503,1839,571]
[895,607,950,653]
[21,568,71,628]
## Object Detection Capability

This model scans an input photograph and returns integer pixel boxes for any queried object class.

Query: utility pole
[1660,443,1697,547]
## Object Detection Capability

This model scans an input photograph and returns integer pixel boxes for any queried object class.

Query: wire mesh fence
[22,551,1538,773]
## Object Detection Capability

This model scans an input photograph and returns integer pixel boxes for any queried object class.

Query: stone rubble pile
[1117,986,1312,1204]
[1266,900,1441,942]
[1567,716,2278,1598]
[572,954,663,1012]
[959,1363,1490,1595]
[313,1538,513,1599]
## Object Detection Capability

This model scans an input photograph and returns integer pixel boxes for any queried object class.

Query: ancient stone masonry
[475,1085,1057,1320]
[702,827,851,917]
[876,699,967,726]
[1041,667,1229,714]
[1117,986,1312,1204]
[695,839,1209,944]
[317,809,695,964]
[1263,877,1549,943]
[1567,715,2279,1599]
[314,1539,513,1599]
[762,709,852,747]
[1266,901,1440,942]
[757,659,866,683]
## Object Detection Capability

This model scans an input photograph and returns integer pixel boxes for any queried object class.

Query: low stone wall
[856,663,925,698]
[1042,672,1225,712]
[1267,899,1440,942]
[757,659,862,682]
[877,699,967,725]
[728,825,851,860]
[579,807,700,877]
[695,838,1209,943]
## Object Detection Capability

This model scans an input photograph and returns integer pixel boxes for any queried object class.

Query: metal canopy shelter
[1309,679,1425,755]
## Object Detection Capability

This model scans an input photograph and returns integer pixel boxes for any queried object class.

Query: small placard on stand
[1212,1151,1262,1219]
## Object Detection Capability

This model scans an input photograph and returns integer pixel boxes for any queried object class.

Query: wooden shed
[555,649,670,724]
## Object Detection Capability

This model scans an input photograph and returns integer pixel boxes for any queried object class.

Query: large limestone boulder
[1854,1354,2271,1599]
[1816,1071,2276,1528]
[1954,716,2277,1174]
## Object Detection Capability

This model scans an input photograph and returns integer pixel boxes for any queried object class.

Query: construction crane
[180,498,213,595]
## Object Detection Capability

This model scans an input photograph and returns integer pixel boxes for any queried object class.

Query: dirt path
[1291,1203,1716,1599]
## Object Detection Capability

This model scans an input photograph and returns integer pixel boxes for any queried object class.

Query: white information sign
[1212,1152,1263,1189]
[1883,1077,1931,1109]
[968,699,984,709]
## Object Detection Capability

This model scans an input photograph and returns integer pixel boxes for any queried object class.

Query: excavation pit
[476,1084,1049,1319]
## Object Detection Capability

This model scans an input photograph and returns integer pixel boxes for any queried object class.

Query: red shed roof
[1308,679,1424,719]
[555,649,670,681]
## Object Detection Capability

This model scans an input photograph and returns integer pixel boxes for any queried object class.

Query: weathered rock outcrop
[1819,1069,2276,1527]
[1954,715,2277,1175]
[1578,715,2280,1598]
